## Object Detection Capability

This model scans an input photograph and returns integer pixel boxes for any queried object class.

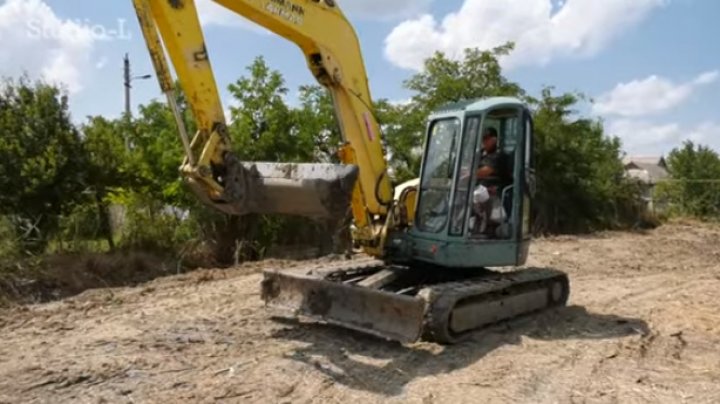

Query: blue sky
[0,0,718,156]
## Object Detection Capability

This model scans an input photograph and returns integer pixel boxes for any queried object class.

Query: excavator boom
[131,0,392,240]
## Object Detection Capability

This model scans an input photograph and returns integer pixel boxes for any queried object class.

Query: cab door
[515,108,536,264]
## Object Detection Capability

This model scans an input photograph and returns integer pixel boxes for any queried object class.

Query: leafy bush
[54,203,107,254]
[531,89,644,233]
[0,216,20,260]
[109,191,190,253]
[656,142,720,219]
[0,76,86,252]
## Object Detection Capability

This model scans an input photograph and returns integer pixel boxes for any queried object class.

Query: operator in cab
[476,127,503,186]
[472,127,507,234]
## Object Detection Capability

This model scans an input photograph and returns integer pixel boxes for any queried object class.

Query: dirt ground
[1,221,719,404]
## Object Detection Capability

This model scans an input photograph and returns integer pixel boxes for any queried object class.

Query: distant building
[623,156,670,212]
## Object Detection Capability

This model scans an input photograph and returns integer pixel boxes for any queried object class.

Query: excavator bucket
[187,162,359,220]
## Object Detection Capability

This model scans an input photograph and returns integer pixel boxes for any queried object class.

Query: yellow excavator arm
[131,0,396,250]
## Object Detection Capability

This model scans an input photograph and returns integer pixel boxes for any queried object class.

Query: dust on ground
[1,221,719,403]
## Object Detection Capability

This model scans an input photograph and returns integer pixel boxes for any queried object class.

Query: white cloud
[384,0,666,71]
[594,71,719,117]
[0,0,98,93]
[223,97,237,124]
[694,71,719,85]
[687,122,720,150]
[196,0,246,28]
[608,119,720,155]
[388,97,412,106]
[197,0,430,28]
[608,119,681,154]
[338,0,433,20]
[95,57,108,70]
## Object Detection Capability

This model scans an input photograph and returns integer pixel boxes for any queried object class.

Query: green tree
[659,141,720,218]
[104,87,202,253]
[294,84,341,162]
[0,76,85,251]
[373,99,423,183]
[228,56,312,162]
[404,44,524,111]
[77,116,136,249]
[130,96,194,207]
[530,88,639,233]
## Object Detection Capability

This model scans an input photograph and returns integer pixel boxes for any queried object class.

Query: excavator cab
[394,97,535,268]
[260,98,566,344]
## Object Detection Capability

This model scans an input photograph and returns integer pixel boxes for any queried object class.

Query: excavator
[131,0,569,343]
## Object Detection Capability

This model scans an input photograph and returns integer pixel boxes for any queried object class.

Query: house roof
[623,156,669,184]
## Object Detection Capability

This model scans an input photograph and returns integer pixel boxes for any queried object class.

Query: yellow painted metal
[394,178,419,226]
[132,0,228,202]
[144,0,226,139]
[212,0,393,216]
[131,0,173,93]
[132,0,399,255]
[337,144,368,230]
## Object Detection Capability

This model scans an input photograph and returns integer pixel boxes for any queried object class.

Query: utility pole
[123,53,131,118]
[123,53,152,118]
[122,53,152,149]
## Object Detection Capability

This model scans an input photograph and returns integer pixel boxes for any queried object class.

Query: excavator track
[262,259,569,344]
[419,268,569,344]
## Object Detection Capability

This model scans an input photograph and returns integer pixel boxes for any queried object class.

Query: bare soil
[1,221,720,403]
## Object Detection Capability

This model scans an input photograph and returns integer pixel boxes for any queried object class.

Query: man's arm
[476,152,500,180]
[476,165,495,180]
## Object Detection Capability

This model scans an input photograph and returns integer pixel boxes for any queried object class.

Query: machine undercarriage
[262,258,569,344]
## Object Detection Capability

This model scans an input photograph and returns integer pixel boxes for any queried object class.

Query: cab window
[416,118,461,233]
